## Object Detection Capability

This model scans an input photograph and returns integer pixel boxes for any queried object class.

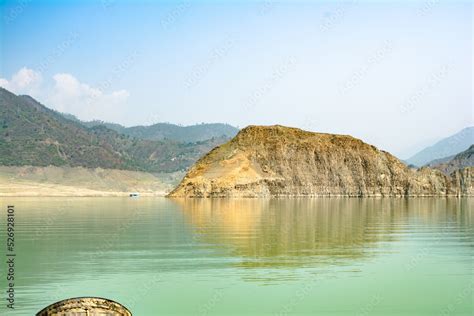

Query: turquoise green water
[0,198,472,315]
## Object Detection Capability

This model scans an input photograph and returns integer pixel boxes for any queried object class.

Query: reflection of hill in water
[173,198,473,270]
[12,197,473,288]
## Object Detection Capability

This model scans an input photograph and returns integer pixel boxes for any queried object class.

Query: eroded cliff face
[168,125,473,197]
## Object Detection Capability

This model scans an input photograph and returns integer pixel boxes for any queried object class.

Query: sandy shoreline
[0,166,176,197]
[0,183,168,197]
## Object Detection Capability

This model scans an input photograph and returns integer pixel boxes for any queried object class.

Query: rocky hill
[0,88,227,173]
[428,145,474,175]
[168,125,472,197]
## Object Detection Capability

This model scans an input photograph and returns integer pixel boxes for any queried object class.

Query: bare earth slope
[168,125,472,197]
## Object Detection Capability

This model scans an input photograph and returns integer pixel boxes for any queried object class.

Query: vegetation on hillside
[0,88,229,173]
[64,114,239,143]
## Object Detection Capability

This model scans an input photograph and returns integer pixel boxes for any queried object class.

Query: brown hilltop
[168,125,472,197]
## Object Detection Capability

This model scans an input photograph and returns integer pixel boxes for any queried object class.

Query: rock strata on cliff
[168,125,473,197]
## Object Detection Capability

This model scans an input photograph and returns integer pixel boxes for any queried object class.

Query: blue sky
[0,0,472,158]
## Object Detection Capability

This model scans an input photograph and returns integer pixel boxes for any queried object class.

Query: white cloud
[0,67,43,95]
[0,67,130,122]
[0,78,8,87]
[49,73,130,121]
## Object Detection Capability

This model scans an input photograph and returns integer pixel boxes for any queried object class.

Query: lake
[0,197,472,315]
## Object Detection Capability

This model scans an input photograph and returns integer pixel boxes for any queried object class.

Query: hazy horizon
[1,0,472,158]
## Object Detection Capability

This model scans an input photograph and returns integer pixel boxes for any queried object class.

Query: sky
[0,0,472,158]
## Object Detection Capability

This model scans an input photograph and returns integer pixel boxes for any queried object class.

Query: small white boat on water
[129,192,140,197]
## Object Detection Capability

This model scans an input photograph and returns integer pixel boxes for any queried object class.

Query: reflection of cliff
[174,199,383,268]
[173,198,473,269]
[18,197,473,284]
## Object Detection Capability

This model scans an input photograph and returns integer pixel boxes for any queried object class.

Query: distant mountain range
[0,88,236,173]
[406,127,473,167]
[62,114,238,143]
[427,145,474,175]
